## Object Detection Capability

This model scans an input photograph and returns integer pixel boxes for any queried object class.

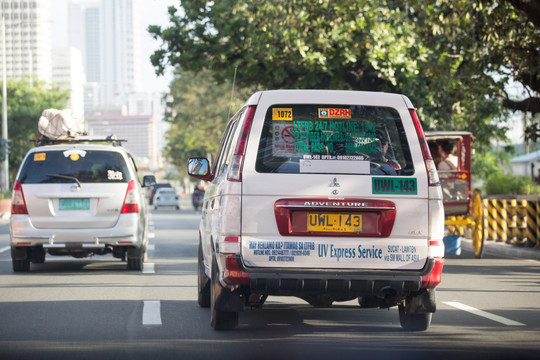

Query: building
[99,0,140,107]
[85,113,158,168]
[0,0,52,84]
[510,150,540,181]
[51,47,85,116]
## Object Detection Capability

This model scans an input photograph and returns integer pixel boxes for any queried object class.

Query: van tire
[198,242,211,308]
[398,305,432,331]
[210,255,239,330]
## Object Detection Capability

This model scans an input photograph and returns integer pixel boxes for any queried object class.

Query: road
[0,205,539,360]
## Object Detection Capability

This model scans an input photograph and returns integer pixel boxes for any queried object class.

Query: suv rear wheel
[127,247,145,271]
[12,258,30,272]
[210,254,239,330]
[11,248,30,272]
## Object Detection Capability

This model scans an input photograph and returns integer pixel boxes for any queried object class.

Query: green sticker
[372,177,417,195]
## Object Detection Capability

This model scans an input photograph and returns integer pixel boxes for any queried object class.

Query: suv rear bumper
[240,257,436,297]
[10,214,144,248]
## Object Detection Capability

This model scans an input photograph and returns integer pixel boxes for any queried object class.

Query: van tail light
[222,254,249,285]
[410,109,440,187]
[227,105,257,182]
[11,181,28,215]
[421,258,445,288]
[121,179,139,213]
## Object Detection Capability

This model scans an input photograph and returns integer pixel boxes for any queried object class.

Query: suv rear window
[256,104,413,175]
[18,150,131,184]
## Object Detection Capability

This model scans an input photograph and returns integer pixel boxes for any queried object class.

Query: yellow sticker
[34,153,46,161]
[272,108,293,121]
[70,153,80,161]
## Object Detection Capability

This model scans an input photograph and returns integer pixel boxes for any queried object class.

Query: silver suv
[10,137,154,272]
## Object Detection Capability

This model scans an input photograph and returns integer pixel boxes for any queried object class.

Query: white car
[10,137,154,272]
[154,188,179,210]
[188,90,445,331]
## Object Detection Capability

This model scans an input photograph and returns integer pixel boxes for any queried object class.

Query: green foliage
[148,0,540,170]
[163,70,253,173]
[0,79,69,184]
[485,173,539,195]
[0,190,11,199]
[471,150,510,182]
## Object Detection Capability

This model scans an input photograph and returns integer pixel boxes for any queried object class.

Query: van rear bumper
[241,257,436,297]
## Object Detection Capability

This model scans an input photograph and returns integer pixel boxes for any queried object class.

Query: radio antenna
[227,66,238,120]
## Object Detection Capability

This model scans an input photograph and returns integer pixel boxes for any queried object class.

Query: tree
[149,1,525,148]
[162,69,253,173]
[0,79,69,184]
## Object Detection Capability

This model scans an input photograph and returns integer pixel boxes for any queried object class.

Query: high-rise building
[51,47,85,116]
[100,0,140,106]
[0,0,52,84]
[68,0,100,83]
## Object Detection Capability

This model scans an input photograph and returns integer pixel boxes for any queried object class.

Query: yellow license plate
[307,213,362,233]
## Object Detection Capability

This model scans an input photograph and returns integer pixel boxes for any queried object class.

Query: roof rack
[33,134,127,147]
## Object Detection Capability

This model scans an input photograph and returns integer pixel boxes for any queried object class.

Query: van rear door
[239,90,431,271]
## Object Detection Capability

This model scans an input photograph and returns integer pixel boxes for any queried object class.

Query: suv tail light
[227,105,257,182]
[410,109,440,187]
[121,179,139,213]
[11,181,28,215]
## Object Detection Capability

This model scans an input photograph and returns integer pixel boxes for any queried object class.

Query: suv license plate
[59,198,90,210]
[307,213,362,233]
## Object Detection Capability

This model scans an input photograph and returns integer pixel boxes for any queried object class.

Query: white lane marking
[143,263,155,274]
[149,233,155,239]
[443,301,525,326]
[142,300,162,326]
[0,246,10,254]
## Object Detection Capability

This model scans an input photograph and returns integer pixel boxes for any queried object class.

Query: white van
[188,90,445,331]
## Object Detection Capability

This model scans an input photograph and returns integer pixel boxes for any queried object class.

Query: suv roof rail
[33,134,127,147]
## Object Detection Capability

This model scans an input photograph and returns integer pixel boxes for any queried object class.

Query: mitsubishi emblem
[329,177,340,187]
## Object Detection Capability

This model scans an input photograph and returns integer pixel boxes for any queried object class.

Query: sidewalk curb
[461,238,540,261]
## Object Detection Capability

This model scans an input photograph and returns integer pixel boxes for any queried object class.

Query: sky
[49,0,176,93]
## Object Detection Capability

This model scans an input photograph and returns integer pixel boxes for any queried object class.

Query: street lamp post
[1,15,9,192]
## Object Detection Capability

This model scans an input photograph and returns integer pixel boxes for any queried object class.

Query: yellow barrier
[483,196,538,246]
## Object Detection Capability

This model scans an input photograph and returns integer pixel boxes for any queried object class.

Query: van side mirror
[142,175,156,188]
[187,157,213,181]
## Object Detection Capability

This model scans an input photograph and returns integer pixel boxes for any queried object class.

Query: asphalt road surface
[0,205,539,360]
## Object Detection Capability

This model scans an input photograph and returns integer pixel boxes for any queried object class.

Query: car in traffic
[154,187,180,210]
[10,136,154,272]
[149,182,172,204]
[188,90,445,331]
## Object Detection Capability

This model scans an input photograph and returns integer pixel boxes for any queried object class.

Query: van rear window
[255,104,414,175]
[18,150,131,184]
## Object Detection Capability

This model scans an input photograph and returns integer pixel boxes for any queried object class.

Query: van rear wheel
[398,305,432,331]
[210,255,238,330]
[198,242,211,308]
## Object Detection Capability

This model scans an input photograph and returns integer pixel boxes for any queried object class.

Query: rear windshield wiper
[45,174,82,187]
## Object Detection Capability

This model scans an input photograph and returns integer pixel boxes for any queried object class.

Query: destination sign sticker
[372,177,417,195]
